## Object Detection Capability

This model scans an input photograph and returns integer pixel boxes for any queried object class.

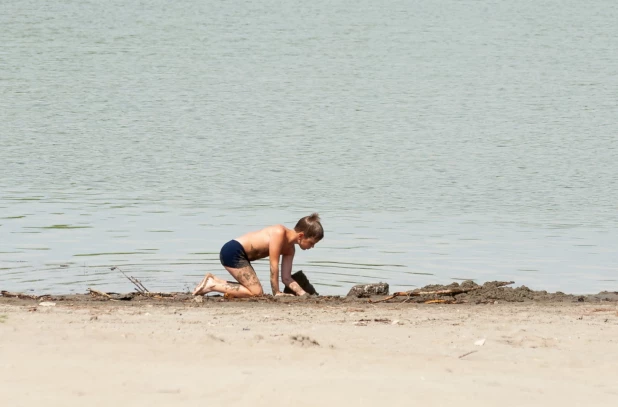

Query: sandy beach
[3,2,618,406]
[1,292,617,407]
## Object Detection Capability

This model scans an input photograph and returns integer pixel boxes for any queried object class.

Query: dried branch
[111,266,150,293]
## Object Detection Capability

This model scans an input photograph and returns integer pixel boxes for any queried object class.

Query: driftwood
[369,281,515,303]
[111,266,150,293]
[1,291,40,300]
[87,289,174,300]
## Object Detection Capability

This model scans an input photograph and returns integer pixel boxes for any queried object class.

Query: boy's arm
[281,249,306,296]
[268,227,285,295]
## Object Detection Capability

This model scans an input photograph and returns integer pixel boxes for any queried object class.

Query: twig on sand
[459,350,478,359]
[590,308,616,313]
[111,266,150,293]
[138,292,175,298]
[582,307,618,316]
[424,299,454,304]
[87,288,112,299]
[369,281,515,304]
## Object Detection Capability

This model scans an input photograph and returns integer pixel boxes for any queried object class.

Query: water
[1,0,617,295]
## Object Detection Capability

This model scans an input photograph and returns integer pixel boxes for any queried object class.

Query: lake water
[1,0,617,295]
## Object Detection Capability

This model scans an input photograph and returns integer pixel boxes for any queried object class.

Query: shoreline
[2,279,617,306]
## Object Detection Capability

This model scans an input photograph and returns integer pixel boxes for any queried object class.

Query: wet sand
[1,285,617,406]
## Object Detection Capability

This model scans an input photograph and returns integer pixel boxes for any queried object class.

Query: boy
[193,213,324,298]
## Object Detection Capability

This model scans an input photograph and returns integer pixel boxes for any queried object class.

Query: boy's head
[295,213,324,250]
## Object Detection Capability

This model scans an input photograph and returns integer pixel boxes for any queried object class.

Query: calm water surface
[1,0,617,295]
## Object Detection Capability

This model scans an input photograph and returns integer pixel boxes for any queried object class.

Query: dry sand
[1,292,617,407]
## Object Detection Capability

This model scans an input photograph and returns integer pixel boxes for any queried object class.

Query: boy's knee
[249,286,264,296]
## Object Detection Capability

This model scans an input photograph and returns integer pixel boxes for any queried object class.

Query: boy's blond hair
[294,213,324,240]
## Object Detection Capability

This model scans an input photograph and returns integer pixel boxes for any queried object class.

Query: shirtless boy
[193,213,324,298]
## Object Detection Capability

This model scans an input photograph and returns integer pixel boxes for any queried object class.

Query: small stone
[38,302,56,307]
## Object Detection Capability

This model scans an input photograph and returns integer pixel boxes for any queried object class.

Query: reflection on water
[2,0,618,294]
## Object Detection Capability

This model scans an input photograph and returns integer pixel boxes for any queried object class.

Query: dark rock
[283,270,319,296]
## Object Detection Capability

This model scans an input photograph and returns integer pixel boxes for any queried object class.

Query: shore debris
[347,282,389,298]
[88,288,112,299]
[369,281,514,303]
[354,318,393,326]
[1,291,40,300]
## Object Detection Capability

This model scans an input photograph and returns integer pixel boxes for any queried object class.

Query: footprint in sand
[499,333,558,348]
[289,335,320,347]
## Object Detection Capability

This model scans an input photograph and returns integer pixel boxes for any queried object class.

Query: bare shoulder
[266,225,288,247]
[268,224,287,236]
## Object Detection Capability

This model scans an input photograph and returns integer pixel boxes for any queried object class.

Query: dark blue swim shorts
[219,240,251,269]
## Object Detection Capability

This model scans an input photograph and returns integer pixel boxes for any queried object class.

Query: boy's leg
[228,265,263,291]
[193,265,263,297]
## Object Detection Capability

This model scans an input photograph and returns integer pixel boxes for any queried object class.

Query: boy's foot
[193,273,216,296]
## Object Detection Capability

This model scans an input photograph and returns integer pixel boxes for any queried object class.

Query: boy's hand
[274,292,294,297]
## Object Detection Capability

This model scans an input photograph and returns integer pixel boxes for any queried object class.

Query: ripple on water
[1,0,618,295]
